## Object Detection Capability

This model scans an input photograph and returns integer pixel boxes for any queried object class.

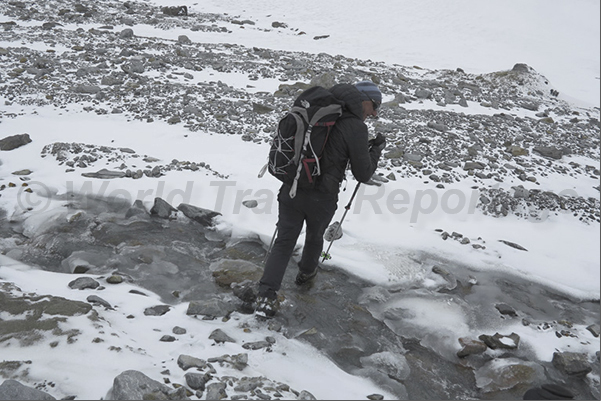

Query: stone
[552,352,592,377]
[0,134,32,151]
[0,380,55,400]
[209,329,236,344]
[457,338,488,358]
[178,203,221,226]
[68,277,100,290]
[177,354,207,371]
[107,370,171,400]
[479,332,520,350]
[150,197,177,219]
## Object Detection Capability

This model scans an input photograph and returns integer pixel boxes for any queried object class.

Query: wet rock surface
[0,194,599,400]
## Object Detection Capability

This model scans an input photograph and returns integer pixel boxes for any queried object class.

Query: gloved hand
[369,133,386,152]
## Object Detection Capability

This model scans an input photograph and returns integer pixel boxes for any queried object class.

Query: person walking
[255,81,386,318]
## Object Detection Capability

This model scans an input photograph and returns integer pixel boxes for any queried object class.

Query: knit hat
[354,81,382,105]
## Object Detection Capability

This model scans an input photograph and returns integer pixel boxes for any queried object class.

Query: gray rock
[150,197,177,219]
[68,277,100,290]
[512,63,530,73]
[177,354,207,371]
[177,203,221,226]
[186,298,235,318]
[552,351,592,377]
[533,146,563,160]
[81,169,126,179]
[242,340,272,350]
[495,303,518,317]
[298,390,317,400]
[87,295,113,309]
[457,337,488,358]
[173,326,187,335]
[210,259,263,288]
[586,324,600,337]
[184,372,211,391]
[209,328,236,344]
[498,240,528,251]
[0,380,56,400]
[107,370,171,400]
[0,134,32,151]
[119,28,134,39]
[463,161,486,170]
[205,382,227,400]
[144,305,171,316]
[479,332,520,349]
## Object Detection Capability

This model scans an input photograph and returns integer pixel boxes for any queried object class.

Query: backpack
[258,86,344,198]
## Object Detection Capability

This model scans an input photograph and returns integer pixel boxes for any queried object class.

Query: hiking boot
[295,269,317,285]
[255,291,280,318]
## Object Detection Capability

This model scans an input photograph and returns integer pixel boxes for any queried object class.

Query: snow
[0,0,599,399]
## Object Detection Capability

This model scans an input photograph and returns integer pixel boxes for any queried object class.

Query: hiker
[255,81,386,317]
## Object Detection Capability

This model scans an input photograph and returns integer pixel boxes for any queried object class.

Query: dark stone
[177,203,221,226]
[495,303,518,317]
[0,134,32,151]
[150,197,177,219]
[552,352,592,377]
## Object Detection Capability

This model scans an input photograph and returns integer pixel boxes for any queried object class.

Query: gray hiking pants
[259,185,338,294]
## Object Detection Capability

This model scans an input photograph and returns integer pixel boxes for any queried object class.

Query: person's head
[354,80,382,120]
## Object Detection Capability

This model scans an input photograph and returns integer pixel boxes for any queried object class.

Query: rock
[81,169,126,179]
[205,382,227,400]
[210,259,263,288]
[150,197,178,219]
[162,6,188,16]
[177,355,207,371]
[185,372,211,391]
[498,240,528,251]
[144,305,171,316]
[209,329,236,344]
[512,63,530,73]
[242,199,258,208]
[360,351,411,381]
[457,337,487,358]
[475,358,543,393]
[186,298,235,318]
[106,275,124,284]
[87,295,113,309]
[478,332,520,350]
[252,102,275,114]
[586,324,600,337]
[298,390,317,400]
[0,379,56,400]
[552,352,593,377]
[507,146,529,157]
[68,277,100,290]
[0,134,32,151]
[427,122,447,132]
[495,303,518,317]
[124,200,148,219]
[242,340,272,350]
[172,326,187,335]
[177,203,221,226]
[463,161,485,170]
[107,370,172,400]
[533,146,563,160]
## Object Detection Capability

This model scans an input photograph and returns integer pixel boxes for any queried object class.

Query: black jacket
[316,84,381,194]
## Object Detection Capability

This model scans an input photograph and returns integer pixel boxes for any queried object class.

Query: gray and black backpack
[259,86,344,198]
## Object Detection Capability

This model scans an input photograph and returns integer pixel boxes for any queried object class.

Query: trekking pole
[263,226,278,265]
[321,181,361,263]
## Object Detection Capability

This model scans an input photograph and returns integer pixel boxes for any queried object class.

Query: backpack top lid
[293,86,345,112]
